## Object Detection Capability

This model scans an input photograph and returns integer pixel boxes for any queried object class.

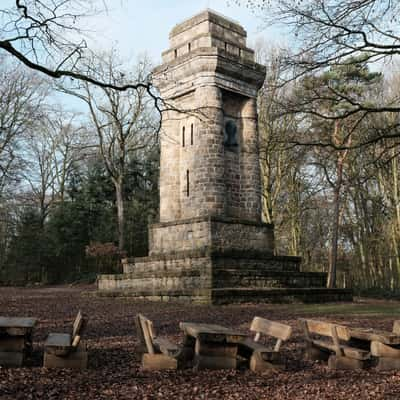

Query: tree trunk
[114,181,125,252]
[327,184,340,288]
[327,122,350,289]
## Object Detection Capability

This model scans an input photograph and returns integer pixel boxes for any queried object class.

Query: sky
[1,0,287,111]
[43,0,286,111]
[81,0,282,65]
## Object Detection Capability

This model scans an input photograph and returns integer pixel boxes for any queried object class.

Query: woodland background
[0,0,400,295]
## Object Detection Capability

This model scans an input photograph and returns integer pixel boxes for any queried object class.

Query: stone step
[101,269,318,281]
[90,287,352,304]
[90,288,211,303]
[211,288,353,304]
[98,273,209,292]
[123,250,302,274]
[99,269,326,291]
[100,270,201,280]
[213,271,326,288]
[123,260,301,275]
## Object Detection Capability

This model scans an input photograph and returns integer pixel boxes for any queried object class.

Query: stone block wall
[110,255,212,292]
[210,219,274,253]
[98,250,328,303]
[148,217,274,255]
[164,10,250,64]
[154,9,265,225]
[158,84,263,224]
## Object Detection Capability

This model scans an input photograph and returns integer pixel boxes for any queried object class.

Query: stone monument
[98,10,352,303]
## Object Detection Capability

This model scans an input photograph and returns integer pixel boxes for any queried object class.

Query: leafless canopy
[0,1,163,108]
[238,0,400,115]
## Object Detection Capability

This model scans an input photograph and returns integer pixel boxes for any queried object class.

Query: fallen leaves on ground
[0,286,399,399]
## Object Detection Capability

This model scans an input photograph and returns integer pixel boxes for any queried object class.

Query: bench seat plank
[0,317,36,329]
[371,341,400,358]
[239,337,270,352]
[180,322,247,344]
[312,339,370,360]
[349,327,400,345]
[45,333,71,348]
[153,337,179,356]
[45,333,72,356]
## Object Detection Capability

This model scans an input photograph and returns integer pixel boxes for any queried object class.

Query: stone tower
[98,10,352,304]
[154,10,264,224]
[148,9,274,258]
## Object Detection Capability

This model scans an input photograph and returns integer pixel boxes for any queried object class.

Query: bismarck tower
[98,10,352,303]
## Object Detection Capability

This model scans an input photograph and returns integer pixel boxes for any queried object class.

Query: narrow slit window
[182,126,185,147]
[174,49,178,58]
[224,42,228,52]
[188,43,191,52]
[190,124,194,145]
[186,170,190,197]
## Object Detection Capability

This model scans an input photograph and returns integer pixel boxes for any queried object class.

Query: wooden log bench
[179,322,248,370]
[43,310,88,369]
[300,318,370,370]
[135,314,180,370]
[369,320,400,370]
[0,317,37,367]
[237,316,292,372]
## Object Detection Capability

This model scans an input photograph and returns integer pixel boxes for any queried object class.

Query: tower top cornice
[169,9,246,40]
[153,9,266,98]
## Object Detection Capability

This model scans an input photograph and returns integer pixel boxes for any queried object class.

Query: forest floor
[0,286,400,400]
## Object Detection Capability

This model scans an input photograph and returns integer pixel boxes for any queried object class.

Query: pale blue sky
[2,1,286,110]
[83,0,283,64]
[58,0,285,111]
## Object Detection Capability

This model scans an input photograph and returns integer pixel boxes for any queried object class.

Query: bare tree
[61,51,159,251]
[45,109,86,203]
[20,108,83,226]
[235,0,400,146]
[23,124,58,226]
[0,1,161,106]
[0,56,47,194]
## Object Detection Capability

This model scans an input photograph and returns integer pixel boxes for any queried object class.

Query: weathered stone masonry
[97,9,352,303]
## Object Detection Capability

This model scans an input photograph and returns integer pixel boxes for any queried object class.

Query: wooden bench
[135,314,180,370]
[238,316,292,372]
[300,319,370,370]
[180,322,248,370]
[44,310,88,369]
[370,320,400,370]
[0,317,37,367]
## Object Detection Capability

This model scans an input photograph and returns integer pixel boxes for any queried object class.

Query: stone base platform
[97,249,352,304]
[148,217,275,256]
[93,287,352,304]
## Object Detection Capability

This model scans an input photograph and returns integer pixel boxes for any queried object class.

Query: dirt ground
[0,286,400,399]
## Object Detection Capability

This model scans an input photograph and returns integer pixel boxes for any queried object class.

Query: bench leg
[44,350,88,369]
[0,337,25,352]
[0,351,24,367]
[194,355,237,370]
[249,351,283,372]
[142,354,177,371]
[305,344,330,361]
[195,341,237,358]
[328,355,366,370]
[176,346,194,369]
[193,339,237,370]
